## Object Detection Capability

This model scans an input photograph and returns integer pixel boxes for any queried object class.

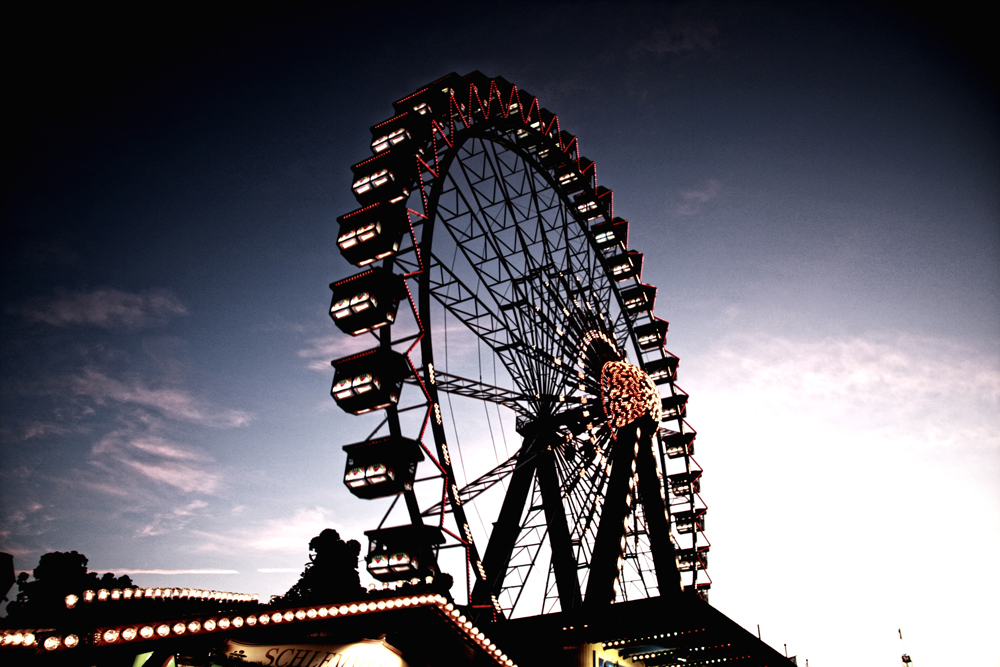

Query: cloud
[189,506,362,557]
[257,568,301,573]
[297,334,379,372]
[125,460,219,495]
[72,368,251,427]
[0,502,49,541]
[19,421,70,440]
[694,332,1000,454]
[93,431,221,496]
[246,507,346,552]
[630,21,720,58]
[12,288,188,329]
[676,179,723,215]
[137,500,211,536]
[91,568,240,575]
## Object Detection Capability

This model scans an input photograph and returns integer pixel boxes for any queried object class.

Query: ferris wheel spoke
[409,370,533,417]
[427,250,582,399]
[446,138,601,370]
[421,452,520,517]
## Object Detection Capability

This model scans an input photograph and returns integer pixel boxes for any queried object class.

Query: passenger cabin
[591,217,628,252]
[660,429,695,458]
[350,152,411,206]
[645,355,679,384]
[329,267,405,336]
[621,284,656,315]
[392,72,463,118]
[659,391,688,419]
[336,202,409,267]
[342,436,424,500]
[595,186,614,218]
[330,348,410,415]
[676,547,709,572]
[369,112,430,156]
[668,470,702,496]
[606,250,643,282]
[673,508,707,534]
[635,317,669,350]
[364,524,445,582]
[553,162,587,193]
[573,190,610,224]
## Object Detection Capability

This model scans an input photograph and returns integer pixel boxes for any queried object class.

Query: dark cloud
[12,288,187,329]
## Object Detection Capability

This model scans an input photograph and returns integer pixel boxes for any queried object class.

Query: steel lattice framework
[327,72,708,622]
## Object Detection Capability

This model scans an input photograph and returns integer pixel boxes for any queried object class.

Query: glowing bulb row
[6,593,515,665]
[1,632,38,648]
[65,588,258,607]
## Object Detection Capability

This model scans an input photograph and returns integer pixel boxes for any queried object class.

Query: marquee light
[67,587,257,608]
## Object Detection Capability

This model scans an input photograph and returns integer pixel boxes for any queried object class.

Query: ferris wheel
[328,72,708,621]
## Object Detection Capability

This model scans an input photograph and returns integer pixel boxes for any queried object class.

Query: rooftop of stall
[0,591,516,667]
[487,593,792,667]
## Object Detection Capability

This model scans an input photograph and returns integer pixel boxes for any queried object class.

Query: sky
[2,2,997,665]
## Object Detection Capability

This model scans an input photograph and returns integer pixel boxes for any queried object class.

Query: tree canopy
[2,551,133,624]
[279,529,366,605]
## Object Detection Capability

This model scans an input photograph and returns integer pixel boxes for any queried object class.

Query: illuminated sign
[224,638,408,667]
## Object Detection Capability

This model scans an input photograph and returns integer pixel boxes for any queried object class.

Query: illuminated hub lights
[600,361,663,432]
[343,436,423,499]
[364,524,444,582]
[330,348,409,415]
[329,267,405,336]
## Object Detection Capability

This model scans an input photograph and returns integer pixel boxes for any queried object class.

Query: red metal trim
[394,86,429,105]
[372,113,409,130]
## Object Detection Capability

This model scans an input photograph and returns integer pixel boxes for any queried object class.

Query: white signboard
[224,637,409,667]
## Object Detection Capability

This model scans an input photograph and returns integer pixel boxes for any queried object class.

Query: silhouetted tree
[3,551,132,624]
[279,529,365,604]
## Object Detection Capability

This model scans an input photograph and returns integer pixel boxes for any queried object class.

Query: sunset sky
[2,3,997,666]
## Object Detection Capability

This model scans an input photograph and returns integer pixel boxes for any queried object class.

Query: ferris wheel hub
[600,361,663,433]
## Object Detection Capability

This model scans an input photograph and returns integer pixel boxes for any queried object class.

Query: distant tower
[899,628,913,665]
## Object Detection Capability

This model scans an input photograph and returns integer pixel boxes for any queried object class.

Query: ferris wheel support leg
[471,442,538,612]
[634,416,682,596]
[584,423,640,608]
[536,445,583,611]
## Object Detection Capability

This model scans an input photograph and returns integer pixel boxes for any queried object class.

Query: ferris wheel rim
[411,110,662,617]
